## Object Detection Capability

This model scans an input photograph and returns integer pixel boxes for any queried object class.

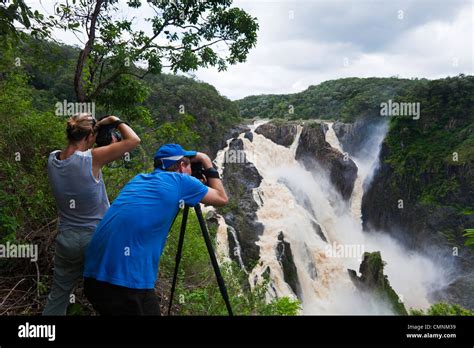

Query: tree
[53,0,259,102]
[0,0,58,41]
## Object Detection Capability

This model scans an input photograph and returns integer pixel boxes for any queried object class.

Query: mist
[214,119,451,314]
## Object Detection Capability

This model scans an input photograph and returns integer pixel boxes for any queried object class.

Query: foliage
[0,34,242,315]
[154,113,201,149]
[236,77,416,121]
[13,38,241,159]
[0,0,59,41]
[259,296,301,316]
[380,75,474,250]
[463,229,474,252]
[159,211,300,315]
[410,303,473,316]
[96,74,152,123]
[52,0,258,101]
[0,41,64,242]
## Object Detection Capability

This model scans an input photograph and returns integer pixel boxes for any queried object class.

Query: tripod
[167,204,234,316]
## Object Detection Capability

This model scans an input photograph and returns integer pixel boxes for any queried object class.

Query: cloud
[26,0,473,100]
[195,0,473,100]
[257,0,468,50]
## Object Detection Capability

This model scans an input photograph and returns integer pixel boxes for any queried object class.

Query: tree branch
[129,70,150,80]
[89,69,123,100]
[74,0,104,102]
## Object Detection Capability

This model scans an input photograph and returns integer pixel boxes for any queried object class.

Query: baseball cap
[154,143,197,169]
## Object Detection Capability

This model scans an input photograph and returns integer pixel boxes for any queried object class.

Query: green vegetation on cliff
[384,75,473,210]
[348,251,408,315]
[366,75,474,253]
[236,77,415,121]
[410,303,473,316]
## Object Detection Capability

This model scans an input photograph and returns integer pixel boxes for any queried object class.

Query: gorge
[212,117,472,314]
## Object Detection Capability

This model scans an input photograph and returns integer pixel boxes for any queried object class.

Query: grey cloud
[238,0,468,52]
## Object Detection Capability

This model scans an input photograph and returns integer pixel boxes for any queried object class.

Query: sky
[27,0,473,100]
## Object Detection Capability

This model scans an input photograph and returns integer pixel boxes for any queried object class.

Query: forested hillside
[236,77,417,121]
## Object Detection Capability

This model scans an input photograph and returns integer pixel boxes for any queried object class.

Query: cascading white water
[213,119,448,314]
[241,125,379,314]
[325,123,364,223]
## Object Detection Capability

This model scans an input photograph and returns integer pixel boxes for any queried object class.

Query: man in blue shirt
[83,144,228,315]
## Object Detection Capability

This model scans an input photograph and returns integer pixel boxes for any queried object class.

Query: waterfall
[213,119,447,314]
[324,122,343,152]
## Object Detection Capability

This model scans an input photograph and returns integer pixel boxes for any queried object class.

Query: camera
[191,162,220,184]
[191,162,204,179]
[95,117,122,147]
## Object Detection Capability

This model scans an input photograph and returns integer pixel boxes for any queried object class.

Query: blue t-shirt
[83,170,208,289]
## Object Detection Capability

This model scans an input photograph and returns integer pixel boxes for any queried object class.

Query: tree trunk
[73,0,103,102]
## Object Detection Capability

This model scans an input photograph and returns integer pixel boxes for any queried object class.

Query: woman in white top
[43,113,140,315]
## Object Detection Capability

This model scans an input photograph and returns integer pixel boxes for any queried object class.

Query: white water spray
[214,119,448,314]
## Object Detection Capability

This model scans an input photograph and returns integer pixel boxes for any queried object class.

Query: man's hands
[193,152,228,207]
[191,152,213,170]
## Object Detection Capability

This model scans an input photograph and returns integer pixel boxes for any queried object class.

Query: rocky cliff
[219,138,264,270]
[361,77,474,309]
[276,231,302,298]
[254,121,298,147]
[296,123,358,200]
[333,117,386,157]
[348,251,408,315]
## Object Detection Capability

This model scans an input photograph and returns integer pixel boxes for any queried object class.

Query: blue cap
[154,143,197,169]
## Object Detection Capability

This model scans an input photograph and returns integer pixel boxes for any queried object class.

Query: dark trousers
[84,277,161,316]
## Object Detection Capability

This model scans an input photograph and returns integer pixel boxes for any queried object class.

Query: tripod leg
[167,206,189,316]
[194,204,234,316]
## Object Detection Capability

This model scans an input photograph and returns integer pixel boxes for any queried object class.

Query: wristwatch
[203,167,220,179]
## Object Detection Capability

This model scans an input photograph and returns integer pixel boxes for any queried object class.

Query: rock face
[332,117,385,157]
[255,121,298,147]
[363,143,443,247]
[362,142,474,309]
[296,123,358,200]
[243,131,253,142]
[219,138,264,270]
[348,251,408,315]
[362,143,474,246]
[303,243,318,280]
[276,232,302,298]
[204,209,219,230]
[220,124,250,148]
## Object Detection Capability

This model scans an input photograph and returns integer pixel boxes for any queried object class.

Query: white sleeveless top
[48,149,110,229]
